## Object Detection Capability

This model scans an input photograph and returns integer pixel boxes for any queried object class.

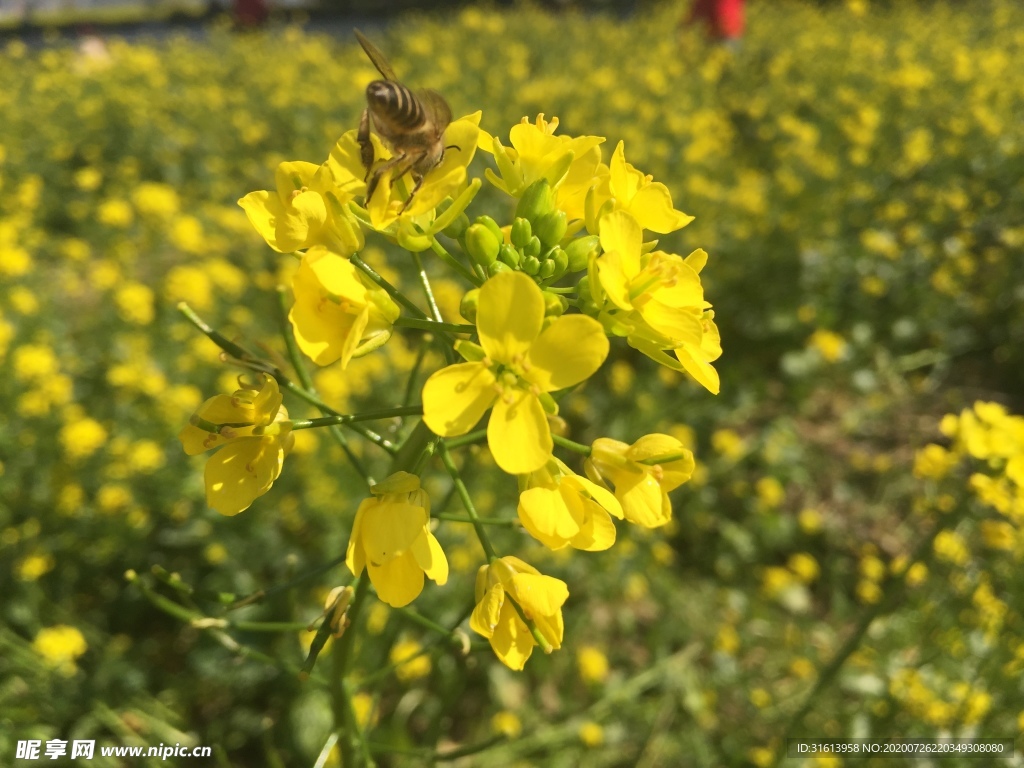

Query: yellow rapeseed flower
[470,556,568,670]
[517,458,623,551]
[178,376,294,516]
[423,271,608,474]
[345,472,448,608]
[585,433,694,528]
[588,141,693,234]
[33,625,88,676]
[289,247,399,368]
[60,416,108,461]
[481,114,604,221]
[389,638,432,682]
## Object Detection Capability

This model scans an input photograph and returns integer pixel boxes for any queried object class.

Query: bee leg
[358,108,374,179]
[398,172,425,214]
[364,152,408,204]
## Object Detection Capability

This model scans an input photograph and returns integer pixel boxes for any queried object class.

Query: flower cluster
[179,107,714,669]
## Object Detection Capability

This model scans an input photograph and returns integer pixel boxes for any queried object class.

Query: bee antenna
[444,144,461,151]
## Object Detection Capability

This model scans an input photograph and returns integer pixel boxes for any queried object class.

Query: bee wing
[418,89,453,138]
[354,29,399,82]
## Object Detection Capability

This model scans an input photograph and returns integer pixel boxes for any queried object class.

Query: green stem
[394,316,476,335]
[279,380,397,453]
[413,251,444,323]
[275,286,375,484]
[395,606,461,641]
[552,434,592,456]
[350,254,427,318]
[225,555,347,611]
[335,576,371,767]
[441,429,487,450]
[431,236,483,286]
[438,442,497,561]
[284,406,423,431]
[177,302,260,365]
[435,513,518,527]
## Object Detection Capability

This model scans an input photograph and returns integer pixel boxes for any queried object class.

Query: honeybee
[355,30,456,212]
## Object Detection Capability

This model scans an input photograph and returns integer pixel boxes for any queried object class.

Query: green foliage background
[1,1,1023,765]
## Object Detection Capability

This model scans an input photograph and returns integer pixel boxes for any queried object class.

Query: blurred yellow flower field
[2,1,1024,765]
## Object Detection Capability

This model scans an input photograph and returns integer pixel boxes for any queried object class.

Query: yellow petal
[275,189,327,253]
[274,160,320,198]
[525,314,608,392]
[489,600,536,670]
[570,496,617,551]
[476,271,544,363]
[359,502,428,565]
[569,474,623,519]
[627,183,694,234]
[518,486,580,549]
[368,552,425,608]
[595,250,633,311]
[598,210,642,279]
[615,473,670,528]
[289,258,363,367]
[411,531,449,585]
[345,499,371,576]
[488,388,552,474]
[470,583,505,639]
[675,345,721,395]
[238,191,285,252]
[204,437,284,516]
[640,303,703,348]
[179,393,256,455]
[318,131,367,199]
[251,376,283,426]
[607,141,637,198]
[422,362,497,437]
[509,572,569,619]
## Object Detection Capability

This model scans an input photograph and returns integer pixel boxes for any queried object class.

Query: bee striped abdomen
[367,80,424,129]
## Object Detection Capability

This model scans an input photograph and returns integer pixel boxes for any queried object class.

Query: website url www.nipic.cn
[16,740,212,761]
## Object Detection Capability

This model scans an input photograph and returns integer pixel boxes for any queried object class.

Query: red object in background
[233,0,269,27]
[687,0,745,40]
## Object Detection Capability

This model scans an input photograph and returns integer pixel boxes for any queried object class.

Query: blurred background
[1,0,1023,766]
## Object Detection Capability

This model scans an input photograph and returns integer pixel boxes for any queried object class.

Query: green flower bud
[565,235,601,273]
[549,246,569,280]
[538,259,556,279]
[510,217,533,248]
[524,235,542,259]
[534,210,568,250]
[542,291,569,317]
[498,243,521,268]
[465,223,500,267]
[515,178,556,223]
[443,212,470,239]
[488,261,512,277]
[474,215,504,245]
[576,275,599,314]
[522,255,541,276]
[460,288,480,323]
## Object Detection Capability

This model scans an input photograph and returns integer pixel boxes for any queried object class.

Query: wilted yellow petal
[204,437,283,516]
